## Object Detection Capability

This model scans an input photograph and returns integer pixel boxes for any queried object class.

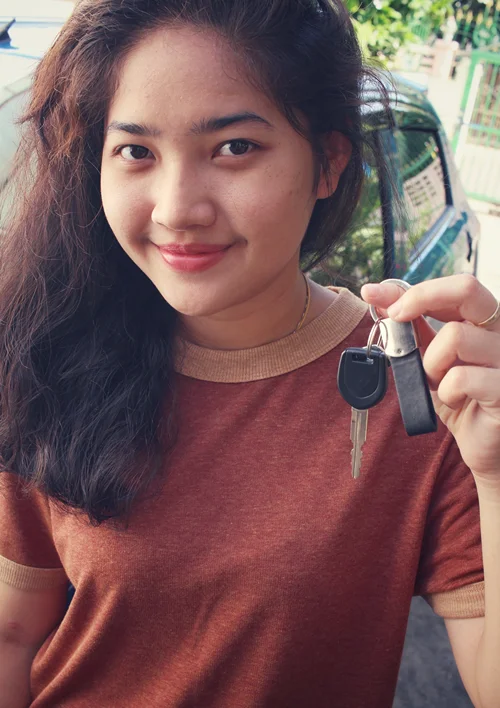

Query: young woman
[0,1,499,706]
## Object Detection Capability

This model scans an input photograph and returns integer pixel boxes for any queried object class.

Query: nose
[151,164,217,232]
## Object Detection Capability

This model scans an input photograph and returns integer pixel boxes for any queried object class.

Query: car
[0,1,73,184]
[310,74,480,292]
[0,2,480,291]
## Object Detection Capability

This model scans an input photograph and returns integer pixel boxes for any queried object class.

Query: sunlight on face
[101,26,320,318]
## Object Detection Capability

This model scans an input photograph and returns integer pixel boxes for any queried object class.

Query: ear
[316,131,352,200]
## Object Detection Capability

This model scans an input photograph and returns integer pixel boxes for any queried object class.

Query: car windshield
[0,54,38,86]
[0,22,64,69]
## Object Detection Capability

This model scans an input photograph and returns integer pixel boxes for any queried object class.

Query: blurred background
[348,0,500,305]
[1,1,499,707]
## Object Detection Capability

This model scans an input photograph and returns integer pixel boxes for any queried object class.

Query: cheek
[232,161,315,250]
[100,169,152,246]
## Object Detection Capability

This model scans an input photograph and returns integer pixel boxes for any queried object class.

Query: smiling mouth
[155,243,233,273]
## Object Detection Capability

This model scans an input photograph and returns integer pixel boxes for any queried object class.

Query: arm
[0,578,68,708]
[446,483,500,708]
[360,275,500,708]
[445,616,483,708]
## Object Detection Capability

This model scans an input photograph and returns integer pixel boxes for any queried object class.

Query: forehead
[108,25,275,125]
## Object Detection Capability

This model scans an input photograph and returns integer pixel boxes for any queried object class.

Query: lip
[157,243,231,255]
[156,243,232,273]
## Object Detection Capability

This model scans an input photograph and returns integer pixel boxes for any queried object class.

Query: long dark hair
[0,0,388,524]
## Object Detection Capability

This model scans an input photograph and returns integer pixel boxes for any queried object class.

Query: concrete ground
[393,201,499,708]
[473,200,500,300]
[394,598,473,707]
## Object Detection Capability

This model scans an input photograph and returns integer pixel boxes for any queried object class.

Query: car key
[337,345,388,479]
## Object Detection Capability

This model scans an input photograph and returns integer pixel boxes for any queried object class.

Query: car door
[391,125,475,284]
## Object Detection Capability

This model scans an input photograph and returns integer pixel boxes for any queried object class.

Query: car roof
[361,72,440,130]
[0,1,70,93]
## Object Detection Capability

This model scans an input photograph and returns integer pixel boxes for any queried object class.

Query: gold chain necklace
[293,273,311,334]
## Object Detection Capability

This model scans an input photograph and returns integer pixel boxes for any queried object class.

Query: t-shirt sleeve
[414,434,484,619]
[0,472,68,591]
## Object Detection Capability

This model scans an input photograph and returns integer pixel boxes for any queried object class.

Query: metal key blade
[350,408,368,479]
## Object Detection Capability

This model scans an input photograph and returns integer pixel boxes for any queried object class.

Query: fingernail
[387,302,402,319]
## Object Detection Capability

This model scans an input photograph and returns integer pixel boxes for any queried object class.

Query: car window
[309,140,385,293]
[395,130,447,260]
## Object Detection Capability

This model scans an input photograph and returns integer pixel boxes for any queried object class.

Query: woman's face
[101,26,334,318]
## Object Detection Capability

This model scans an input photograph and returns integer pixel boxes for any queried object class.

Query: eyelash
[215,139,259,158]
[113,139,260,162]
[114,145,152,162]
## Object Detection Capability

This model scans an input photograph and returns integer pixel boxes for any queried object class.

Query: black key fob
[337,347,389,411]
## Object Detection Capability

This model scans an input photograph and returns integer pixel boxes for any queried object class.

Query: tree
[345,0,452,61]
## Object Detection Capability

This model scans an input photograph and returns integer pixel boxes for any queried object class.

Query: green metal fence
[452,49,500,203]
[455,0,500,50]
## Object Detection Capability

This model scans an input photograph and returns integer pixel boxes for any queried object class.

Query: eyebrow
[189,112,274,135]
[106,112,274,138]
[106,121,162,138]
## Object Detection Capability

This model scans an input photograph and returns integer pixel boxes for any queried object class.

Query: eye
[117,145,152,161]
[216,140,257,157]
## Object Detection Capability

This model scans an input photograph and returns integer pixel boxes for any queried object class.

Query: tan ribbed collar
[174,287,368,383]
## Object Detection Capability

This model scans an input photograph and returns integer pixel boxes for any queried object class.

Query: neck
[177,270,335,351]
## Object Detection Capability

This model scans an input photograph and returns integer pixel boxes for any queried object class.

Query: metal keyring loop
[366,321,380,357]
[366,318,389,358]
[369,304,381,323]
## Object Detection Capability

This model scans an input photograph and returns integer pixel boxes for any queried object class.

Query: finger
[383,275,498,330]
[412,316,436,351]
[423,321,500,389]
[437,366,500,410]
[360,282,408,318]
[360,281,458,323]
[360,284,437,350]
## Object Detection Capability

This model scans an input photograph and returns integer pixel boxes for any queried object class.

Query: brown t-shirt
[0,287,484,708]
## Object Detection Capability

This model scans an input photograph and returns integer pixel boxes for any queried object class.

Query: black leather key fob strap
[389,349,438,436]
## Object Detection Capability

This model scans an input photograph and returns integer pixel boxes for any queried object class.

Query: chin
[154,280,240,319]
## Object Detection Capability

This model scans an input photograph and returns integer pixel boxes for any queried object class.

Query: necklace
[293,273,311,334]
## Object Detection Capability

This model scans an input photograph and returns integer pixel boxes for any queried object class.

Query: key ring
[366,318,389,358]
[369,279,412,324]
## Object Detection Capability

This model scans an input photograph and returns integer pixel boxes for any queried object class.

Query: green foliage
[345,0,453,60]
[309,222,386,294]
[308,154,386,294]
